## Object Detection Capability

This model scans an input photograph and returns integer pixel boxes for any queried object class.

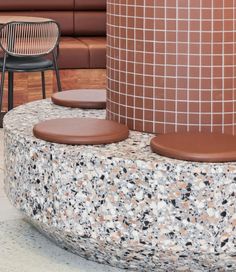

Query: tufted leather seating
[0,0,106,69]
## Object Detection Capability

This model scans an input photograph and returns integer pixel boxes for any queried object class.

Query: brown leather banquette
[0,0,106,69]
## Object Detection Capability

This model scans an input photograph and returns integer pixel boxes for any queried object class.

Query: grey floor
[0,129,123,272]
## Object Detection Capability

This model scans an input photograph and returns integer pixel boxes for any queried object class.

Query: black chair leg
[8,71,14,110]
[41,71,46,99]
[52,51,62,92]
[0,54,7,113]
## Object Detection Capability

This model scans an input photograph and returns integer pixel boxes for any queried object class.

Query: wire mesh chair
[0,20,62,112]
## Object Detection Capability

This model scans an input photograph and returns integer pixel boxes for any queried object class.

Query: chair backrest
[0,20,60,57]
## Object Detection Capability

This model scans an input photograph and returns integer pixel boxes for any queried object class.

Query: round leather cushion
[33,118,129,145]
[150,132,236,162]
[51,89,106,109]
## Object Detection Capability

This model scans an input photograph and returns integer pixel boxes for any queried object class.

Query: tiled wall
[106,1,236,134]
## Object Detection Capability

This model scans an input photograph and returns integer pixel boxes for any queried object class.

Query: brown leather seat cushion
[78,37,106,68]
[58,37,89,69]
[51,89,106,109]
[33,118,129,145]
[150,132,236,162]
[57,37,106,69]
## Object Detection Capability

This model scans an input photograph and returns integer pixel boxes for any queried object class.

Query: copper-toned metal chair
[0,20,62,112]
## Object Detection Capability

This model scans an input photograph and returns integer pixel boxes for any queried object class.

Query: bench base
[3,100,236,271]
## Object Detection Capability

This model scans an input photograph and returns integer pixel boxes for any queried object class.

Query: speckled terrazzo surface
[0,129,122,272]
[3,100,236,271]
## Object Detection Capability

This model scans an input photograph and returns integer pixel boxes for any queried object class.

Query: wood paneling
[1,69,106,111]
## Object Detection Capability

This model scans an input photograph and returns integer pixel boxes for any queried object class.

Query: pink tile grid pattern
[106,0,236,134]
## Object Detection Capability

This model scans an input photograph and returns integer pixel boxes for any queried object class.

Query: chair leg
[41,71,46,99]
[8,71,14,110]
[52,51,62,92]
[0,54,7,113]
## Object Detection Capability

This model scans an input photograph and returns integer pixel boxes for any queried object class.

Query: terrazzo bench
[3,100,236,271]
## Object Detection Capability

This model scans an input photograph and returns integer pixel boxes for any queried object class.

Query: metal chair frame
[0,20,62,112]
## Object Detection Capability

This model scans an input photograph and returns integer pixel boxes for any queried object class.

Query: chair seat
[33,118,129,145]
[150,132,236,162]
[0,56,53,70]
[51,89,106,109]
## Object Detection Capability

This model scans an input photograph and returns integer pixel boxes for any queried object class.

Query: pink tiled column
[106,1,236,134]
